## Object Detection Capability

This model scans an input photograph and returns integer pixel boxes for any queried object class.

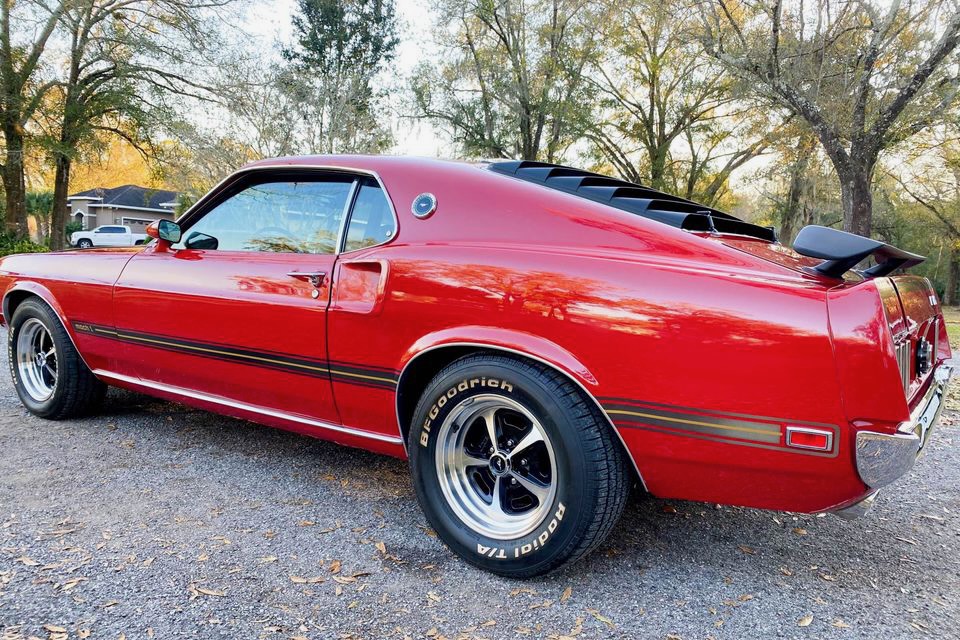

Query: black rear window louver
[488,160,777,242]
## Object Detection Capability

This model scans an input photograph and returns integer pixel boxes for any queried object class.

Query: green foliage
[65,220,83,236]
[284,0,398,77]
[0,232,48,257]
[26,191,54,222]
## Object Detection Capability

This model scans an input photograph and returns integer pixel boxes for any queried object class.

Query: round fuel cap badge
[412,193,437,219]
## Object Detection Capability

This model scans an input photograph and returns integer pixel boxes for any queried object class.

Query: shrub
[0,232,49,257]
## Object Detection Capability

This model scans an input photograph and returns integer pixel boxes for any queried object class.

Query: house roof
[68,185,178,210]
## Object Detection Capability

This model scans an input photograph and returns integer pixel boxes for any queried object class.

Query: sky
[241,0,443,156]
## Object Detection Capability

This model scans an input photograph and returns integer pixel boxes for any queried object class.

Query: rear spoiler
[793,225,925,279]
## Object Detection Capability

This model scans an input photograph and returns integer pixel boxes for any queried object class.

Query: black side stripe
[72,321,398,391]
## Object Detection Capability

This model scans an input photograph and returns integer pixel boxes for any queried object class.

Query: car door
[111,169,356,425]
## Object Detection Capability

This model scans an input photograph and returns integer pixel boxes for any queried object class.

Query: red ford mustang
[0,156,951,577]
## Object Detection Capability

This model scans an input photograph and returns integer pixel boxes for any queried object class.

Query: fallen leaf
[15,556,39,566]
[190,584,225,597]
[798,614,813,627]
[560,586,573,602]
[832,619,851,628]
[427,591,442,602]
[819,574,836,582]
[738,594,753,602]
[793,528,808,536]
[61,577,88,592]
[43,625,67,633]
[586,609,614,628]
[738,545,756,555]
[329,560,342,574]
[259,556,278,564]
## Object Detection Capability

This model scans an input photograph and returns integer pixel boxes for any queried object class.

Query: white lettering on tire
[419,377,514,446]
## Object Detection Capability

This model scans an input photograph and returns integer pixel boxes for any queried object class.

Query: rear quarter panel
[331,240,863,513]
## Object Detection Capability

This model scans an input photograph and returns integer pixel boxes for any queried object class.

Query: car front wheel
[8,298,105,418]
[408,353,630,577]
[77,239,93,249]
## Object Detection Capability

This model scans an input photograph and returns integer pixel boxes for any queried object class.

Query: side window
[105,226,125,233]
[344,180,396,252]
[176,178,353,253]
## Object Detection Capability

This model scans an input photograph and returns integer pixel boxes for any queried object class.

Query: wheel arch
[395,331,646,488]
[2,282,92,371]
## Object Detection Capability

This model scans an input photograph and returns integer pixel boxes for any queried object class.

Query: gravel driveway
[1,332,958,639]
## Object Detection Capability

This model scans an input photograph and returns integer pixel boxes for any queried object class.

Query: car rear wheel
[8,298,105,419]
[77,239,93,249]
[408,353,630,577]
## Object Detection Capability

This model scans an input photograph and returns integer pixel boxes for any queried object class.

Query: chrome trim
[335,179,360,254]
[92,369,404,445]
[855,363,951,490]
[833,491,879,520]
[895,339,911,393]
[785,425,834,452]
[170,163,400,258]
[394,342,648,490]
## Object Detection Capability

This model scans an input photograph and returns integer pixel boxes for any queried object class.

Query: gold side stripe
[606,409,776,437]
[329,369,396,384]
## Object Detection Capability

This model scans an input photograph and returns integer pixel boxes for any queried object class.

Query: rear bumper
[837,363,952,517]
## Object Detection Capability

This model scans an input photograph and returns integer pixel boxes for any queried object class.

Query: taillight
[785,426,834,452]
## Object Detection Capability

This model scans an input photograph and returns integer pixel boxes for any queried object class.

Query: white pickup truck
[70,225,149,249]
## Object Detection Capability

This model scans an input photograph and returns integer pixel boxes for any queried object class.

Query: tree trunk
[840,166,873,237]
[50,153,71,252]
[2,124,28,236]
[945,242,960,307]
[778,138,813,245]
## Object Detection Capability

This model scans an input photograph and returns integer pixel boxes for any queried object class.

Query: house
[68,185,179,232]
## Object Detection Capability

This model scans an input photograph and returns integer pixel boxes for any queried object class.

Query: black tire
[77,239,93,249]
[7,298,105,419]
[408,353,630,577]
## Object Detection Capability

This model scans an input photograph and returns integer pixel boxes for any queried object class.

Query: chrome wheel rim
[16,318,57,402]
[435,394,557,540]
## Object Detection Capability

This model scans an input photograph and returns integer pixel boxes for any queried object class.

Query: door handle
[286,271,326,287]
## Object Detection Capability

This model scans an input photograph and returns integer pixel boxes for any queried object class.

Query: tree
[42,0,235,250]
[412,0,605,161]
[888,130,960,303]
[700,0,960,237]
[282,0,398,154]
[587,0,782,206]
[0,0,66,235]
